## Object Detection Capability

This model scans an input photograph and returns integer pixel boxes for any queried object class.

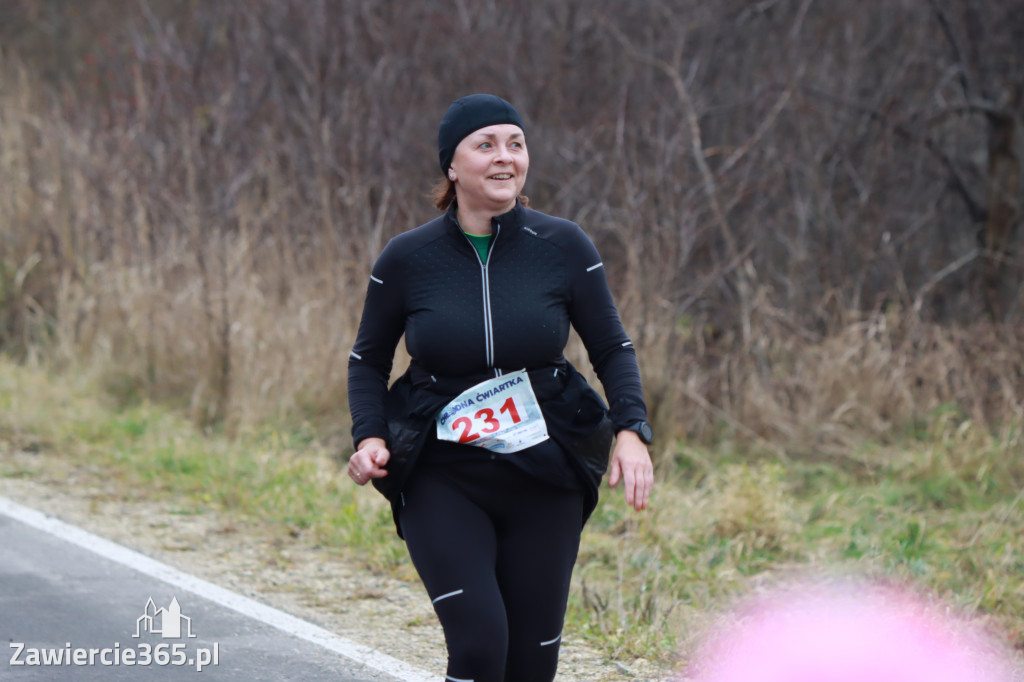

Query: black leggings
[398,459,584,682]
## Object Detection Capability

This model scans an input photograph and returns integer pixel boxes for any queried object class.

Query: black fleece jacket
[347,202,647,505]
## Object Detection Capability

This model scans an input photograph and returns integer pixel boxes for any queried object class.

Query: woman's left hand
[608,430,654,511]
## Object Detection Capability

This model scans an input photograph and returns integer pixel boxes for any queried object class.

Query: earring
[448,170,456,181]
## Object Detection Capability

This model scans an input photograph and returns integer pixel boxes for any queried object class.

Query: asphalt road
[0,497,434,681]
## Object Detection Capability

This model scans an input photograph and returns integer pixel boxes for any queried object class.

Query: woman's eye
[479,142,492,149]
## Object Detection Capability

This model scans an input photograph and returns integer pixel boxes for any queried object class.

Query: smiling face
[449,124,529,217]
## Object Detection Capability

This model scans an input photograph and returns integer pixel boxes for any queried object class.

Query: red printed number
[500,397,522,424]
[453,416,479,443]
[452,398,522,443]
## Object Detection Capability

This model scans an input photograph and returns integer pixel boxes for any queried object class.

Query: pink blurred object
[686,583,1014,682]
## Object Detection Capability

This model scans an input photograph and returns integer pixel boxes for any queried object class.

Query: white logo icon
[133,597,197,639]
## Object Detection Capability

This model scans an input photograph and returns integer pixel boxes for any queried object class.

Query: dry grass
[3,341,1024,667]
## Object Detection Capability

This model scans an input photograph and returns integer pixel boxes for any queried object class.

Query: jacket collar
[444,200,527,240]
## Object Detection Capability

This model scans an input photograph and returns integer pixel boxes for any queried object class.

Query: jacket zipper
[463,219,502,378]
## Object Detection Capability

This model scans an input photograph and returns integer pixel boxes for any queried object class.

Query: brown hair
[432,178,457,211]
[430,178,530,212]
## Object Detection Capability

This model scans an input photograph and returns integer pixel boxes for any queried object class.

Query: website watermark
[9,597,220,672]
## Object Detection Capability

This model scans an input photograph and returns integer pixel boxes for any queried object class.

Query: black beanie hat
[437,94,525,174]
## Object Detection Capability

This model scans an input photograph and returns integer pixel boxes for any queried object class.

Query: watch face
[637,421,654,444]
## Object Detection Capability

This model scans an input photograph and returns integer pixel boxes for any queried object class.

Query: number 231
[452,397,522,443]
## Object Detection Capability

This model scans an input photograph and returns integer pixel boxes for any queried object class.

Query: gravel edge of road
[0,449,673,681]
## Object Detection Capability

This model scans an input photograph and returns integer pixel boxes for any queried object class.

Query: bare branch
[799,84,988,223]
[926,0,973,98]
[720,64,803,175]
[597,14,740,263]
[912,248,980,314]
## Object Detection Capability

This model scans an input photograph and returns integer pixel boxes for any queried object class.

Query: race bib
[435,369,549,454]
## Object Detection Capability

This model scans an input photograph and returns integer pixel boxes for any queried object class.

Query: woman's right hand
[348,437,390,486]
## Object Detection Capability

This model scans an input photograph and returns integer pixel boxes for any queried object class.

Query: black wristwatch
[624,420,654,445]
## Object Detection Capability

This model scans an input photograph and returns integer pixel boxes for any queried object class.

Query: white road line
[0,495,435,682]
